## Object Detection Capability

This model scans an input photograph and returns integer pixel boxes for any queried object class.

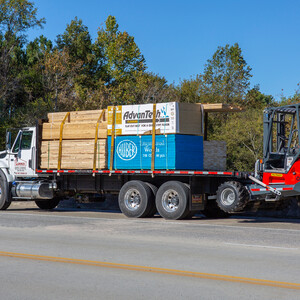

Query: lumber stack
[40,110,107,170]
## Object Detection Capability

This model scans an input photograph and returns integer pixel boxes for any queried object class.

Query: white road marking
[225,242,299,250]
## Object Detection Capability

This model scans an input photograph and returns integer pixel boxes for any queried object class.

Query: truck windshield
[12,131,33,153]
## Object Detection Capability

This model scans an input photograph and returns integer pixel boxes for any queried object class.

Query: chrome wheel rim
[162,189,179,212]
[220,188,236,206]
[124,189,141,211]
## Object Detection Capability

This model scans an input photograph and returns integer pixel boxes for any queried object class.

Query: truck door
[9,130,36,176]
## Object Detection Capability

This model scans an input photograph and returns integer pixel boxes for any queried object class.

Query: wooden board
[203,141,227,171]
[47,109,107,123]
[40,139,107,169]
[42,122,107,140]
[200,103,243,112]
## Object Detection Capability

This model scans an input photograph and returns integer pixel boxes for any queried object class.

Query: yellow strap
[110,106,116,171]
[58,112,70,170]
[151,103,156,172]
[93,110,105,171]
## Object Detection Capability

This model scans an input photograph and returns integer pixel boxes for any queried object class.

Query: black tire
[35,198,60,210]
[1,200,12,210]
[156,181,190,220]
[118,180,153,218]
[201,200,229,218]
[182,184,197,219]
[144,182,158,217]
[216,181,249,213]
[0,171,11,210]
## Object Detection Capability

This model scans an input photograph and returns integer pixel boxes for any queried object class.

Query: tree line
[0,0,299,170]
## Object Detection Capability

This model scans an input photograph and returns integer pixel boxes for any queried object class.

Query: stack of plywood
[203,141,227,171]
[40,110,108,170]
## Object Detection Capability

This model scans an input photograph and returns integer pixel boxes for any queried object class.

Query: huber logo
[116,140,138,161]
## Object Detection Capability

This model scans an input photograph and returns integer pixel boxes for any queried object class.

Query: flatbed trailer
[0,104,300,219]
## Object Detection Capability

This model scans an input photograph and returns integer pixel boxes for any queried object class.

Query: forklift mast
[263,104,300,173]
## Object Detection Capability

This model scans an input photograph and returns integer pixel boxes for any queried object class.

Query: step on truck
[0,104,300,219]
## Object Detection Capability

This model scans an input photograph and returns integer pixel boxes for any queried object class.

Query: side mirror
[6,131,11,151]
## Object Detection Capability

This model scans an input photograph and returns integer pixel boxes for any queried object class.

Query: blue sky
[27,0,300,100]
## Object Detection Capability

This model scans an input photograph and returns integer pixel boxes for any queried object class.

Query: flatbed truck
[0,104,300,219]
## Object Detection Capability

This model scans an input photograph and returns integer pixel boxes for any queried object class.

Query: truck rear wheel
[216,181,249,213]
[119,181,154,218]
[144,182,158,217]
[35,198,60,210]
[155,181,190,220]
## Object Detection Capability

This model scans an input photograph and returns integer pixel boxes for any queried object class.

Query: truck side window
[20,131,33,150]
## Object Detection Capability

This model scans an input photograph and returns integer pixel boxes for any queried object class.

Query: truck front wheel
[0,172,11,210]
[155,181,190,220]
[119,181,154,218]
[216,181,249,213]
[35,198,60,210]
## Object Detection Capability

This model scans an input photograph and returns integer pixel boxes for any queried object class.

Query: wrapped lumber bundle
[40,109,108,170]
[107,102,203,136]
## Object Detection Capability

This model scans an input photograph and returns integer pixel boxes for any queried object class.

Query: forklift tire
[216,181,249,213]
[0,171,11,210]
[156,181,190,220]
[35,198,60,210]
[201,200,229,218]
[119,181,153,218]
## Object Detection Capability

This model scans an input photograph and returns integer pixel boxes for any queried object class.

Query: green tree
[245,85,275,109]
[177,75,203,103]
[0,0,45,119]
[24,35,53,100]
[95,15,146,104]
[212,109,264,171]
[56,17,92,63]
[202,43,252,105]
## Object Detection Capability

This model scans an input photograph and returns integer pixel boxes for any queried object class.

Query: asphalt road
[1,202,300,300]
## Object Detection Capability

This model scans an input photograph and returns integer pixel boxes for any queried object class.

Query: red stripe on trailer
[37,169,237,176]
[224,172,233,175]
[283,187,293,190]
[251,188,260,191]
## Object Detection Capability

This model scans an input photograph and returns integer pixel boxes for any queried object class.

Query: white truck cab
[4,127,37,178]
[0,127,55,210]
